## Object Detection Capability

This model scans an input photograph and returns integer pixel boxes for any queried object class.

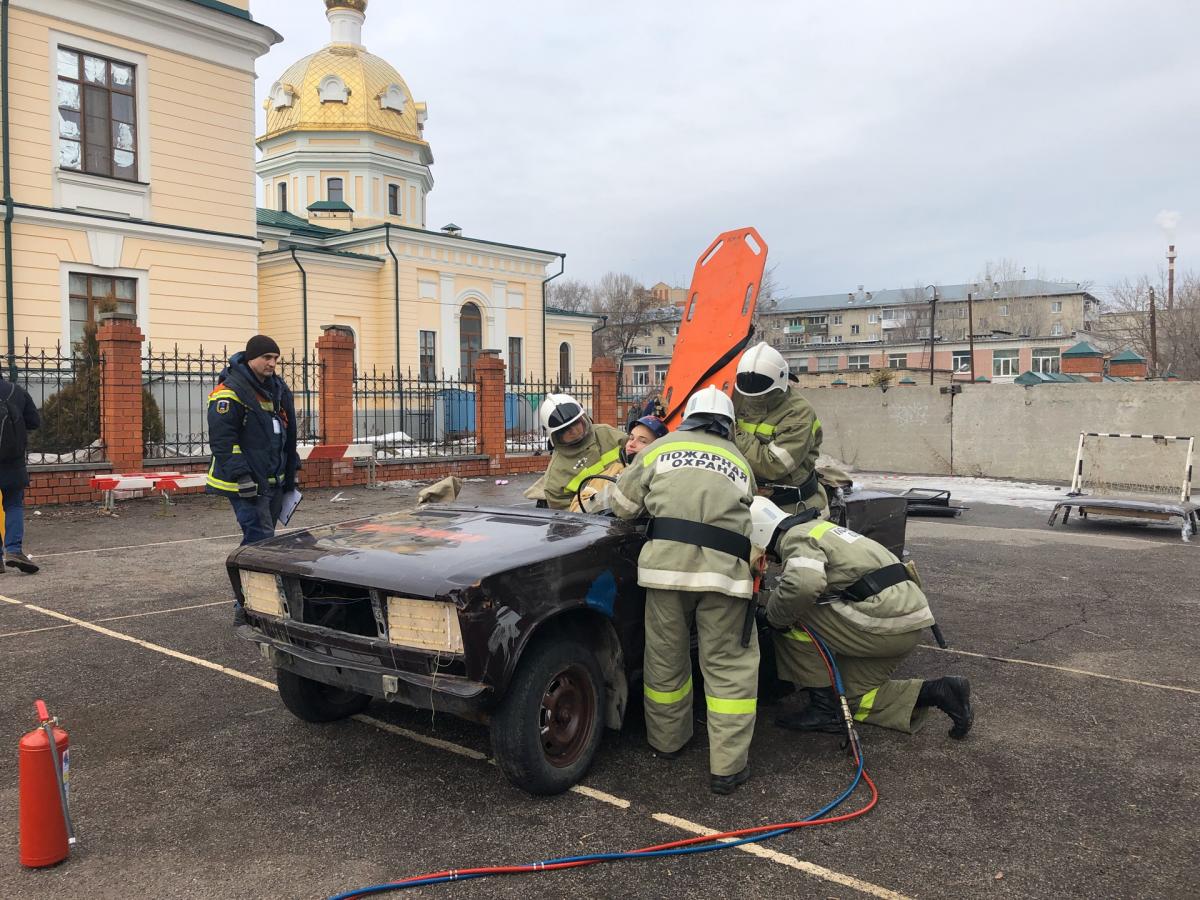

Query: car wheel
[490,638,606,795]
[276,668,371,723]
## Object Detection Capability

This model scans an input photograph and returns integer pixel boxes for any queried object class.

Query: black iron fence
[352,367,480,459]
[142,347,321,462]
[12,342,105,465]
[505,375,594,454]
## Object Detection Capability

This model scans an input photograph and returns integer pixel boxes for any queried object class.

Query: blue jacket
[205,352,300,496]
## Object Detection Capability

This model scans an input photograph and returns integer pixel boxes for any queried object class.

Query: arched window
[460,303,482,380]
[558,342,572,388]
[327,177,344,204]
[278,181,288,212]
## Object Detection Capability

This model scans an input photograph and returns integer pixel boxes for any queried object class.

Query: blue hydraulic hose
[330,626,864,899]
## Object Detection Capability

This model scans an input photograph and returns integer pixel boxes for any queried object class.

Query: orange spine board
[658,228,768,428]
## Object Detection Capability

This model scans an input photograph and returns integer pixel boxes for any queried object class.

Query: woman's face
[625,424,658,458]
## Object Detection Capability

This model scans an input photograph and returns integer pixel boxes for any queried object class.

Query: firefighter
[750,497,973,739]
[610,386,759,794]
[732,342,828,517]
[540,393,626,510]
[569,415,668,513]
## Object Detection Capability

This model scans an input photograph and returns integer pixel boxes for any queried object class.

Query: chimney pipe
[1167,244,1176,310]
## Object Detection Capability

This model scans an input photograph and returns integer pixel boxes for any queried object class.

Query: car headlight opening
[386,596,464,654]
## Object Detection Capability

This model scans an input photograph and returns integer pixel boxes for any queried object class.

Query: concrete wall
[804,382,1200,483]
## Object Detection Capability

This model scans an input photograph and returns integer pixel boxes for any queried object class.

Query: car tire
[490,638,606,795]
[276,668,371,723]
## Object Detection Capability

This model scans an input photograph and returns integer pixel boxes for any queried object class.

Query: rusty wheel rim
[539,664,595,768]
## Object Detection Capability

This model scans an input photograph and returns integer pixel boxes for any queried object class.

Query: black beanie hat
[245,334,281,360]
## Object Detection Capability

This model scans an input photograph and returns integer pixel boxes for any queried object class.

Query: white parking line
[919,645,1200,695]
[0,600,229,640]
[0,592,898,897]
[652,814,911,900]
[35,533,244,557]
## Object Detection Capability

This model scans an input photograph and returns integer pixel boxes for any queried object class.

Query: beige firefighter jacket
[544,423,625,510]
[568,457,626,512]
[732,388,823,488]
[610,430,758,599]
[765,520,935,636]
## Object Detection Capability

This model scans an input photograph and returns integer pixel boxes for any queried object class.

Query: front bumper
[238,622,494,723]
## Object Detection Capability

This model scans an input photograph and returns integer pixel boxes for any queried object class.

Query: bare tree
[752,265,784,348]
[1096,272,1200,379]
[974,259,1049,337]
[590,272,660,380]
[546,278,595,313]
[887,283,930,344]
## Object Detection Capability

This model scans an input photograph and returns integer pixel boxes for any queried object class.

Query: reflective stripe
[808,521,836,540]
[640,441,751,479]
[768,441,797,471]
[784,556,825,574]
[782,628,812,643]
[566,446,622,493]
[208,388,240,403]
[738,420,776,437]
[609,483,639,516]
[812,418,822,436]
[205,460,240,493]
[644,676,693,706]
[853,688,878,722]
[637,567,754,598]
[706,695,757,715]
[833,601,934,634]
[232,445,242,454]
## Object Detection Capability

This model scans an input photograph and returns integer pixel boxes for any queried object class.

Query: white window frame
[999,304,1009,317]
[993,350,1019,377]
[833,335,843,344]
[1051,301,1063,313]
[633,366,649,387]
[847,355,870,371]
[951,350,971,373]
[817,356,838,372]
[49,31,152,218]
[1050,322,1064,336]
[832,314,843,325]
[868,313,878,323]
[1032,348,1061,374]
[888,353,907,369]
[850,324,860,335]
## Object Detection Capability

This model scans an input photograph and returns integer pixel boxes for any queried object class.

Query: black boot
[917,676,973,739]
[774,687,842,733]
[710,766,750,795]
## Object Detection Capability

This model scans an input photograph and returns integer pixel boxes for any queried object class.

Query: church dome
[262,1,427,144]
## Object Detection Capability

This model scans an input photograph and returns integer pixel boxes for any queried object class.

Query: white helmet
[539,393,586,441]
[736,342,789,396]
[682,385,735,424]
[750,496,789,552]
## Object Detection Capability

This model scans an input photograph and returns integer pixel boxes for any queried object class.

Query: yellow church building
[1,0,595,386]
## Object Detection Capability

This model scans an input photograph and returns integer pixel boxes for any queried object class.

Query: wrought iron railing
[352,367,480,459]
[14,342,105,465]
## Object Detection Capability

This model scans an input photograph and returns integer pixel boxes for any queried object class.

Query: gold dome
[263,44,427,144]
[325,0,367,12]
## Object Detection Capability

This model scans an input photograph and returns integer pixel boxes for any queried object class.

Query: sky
[250,0,1200,301]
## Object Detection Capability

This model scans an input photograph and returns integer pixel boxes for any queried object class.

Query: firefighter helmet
[735,342,789,396]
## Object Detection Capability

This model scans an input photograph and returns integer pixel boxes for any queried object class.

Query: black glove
[237,476,258,499]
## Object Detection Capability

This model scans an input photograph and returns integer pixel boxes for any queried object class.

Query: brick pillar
[475,349,506,471]
[98,312,145,473]
[591,357,618,426]
[317,325,356,446]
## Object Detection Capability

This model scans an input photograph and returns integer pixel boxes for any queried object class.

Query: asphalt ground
[2,477,1197,899]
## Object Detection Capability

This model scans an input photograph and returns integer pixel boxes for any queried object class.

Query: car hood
[228,504,635,598]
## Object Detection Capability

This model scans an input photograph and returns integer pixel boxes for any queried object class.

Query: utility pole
[925,285,938,384]
[1148,285,1158,377]
[967,290,977,383]
[1167,244,1176,310]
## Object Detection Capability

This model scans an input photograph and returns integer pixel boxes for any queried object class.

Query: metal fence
[12,342,105,465]
[352,367,480,459]
[142,347,321,462]
[505,375,594,454]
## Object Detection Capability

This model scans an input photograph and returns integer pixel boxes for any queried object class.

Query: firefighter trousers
[643,588,759,777]
[773,603,927,733]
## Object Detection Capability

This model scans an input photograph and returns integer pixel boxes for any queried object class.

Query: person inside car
[569,415,669,513]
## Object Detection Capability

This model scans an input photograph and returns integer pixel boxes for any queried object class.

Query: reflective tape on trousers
[644,675,693,706]
[706,695,757,715]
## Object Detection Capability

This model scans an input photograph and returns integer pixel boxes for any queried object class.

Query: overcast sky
[251,0,1199,300]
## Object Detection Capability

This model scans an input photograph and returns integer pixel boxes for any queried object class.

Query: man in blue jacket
[207,335,300,551]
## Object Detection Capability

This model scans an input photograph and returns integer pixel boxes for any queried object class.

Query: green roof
[898,376,916,384]
[1062,340,1103,358]
[307,200,354,213]
[261,246,384,263]
[256,208,340,238]
[185,0,252,20]
[975,375,991,382]
[1015,370,1090,385]
[546,307,603,320]
[831,378,848,385]
[1109,348,1145,363]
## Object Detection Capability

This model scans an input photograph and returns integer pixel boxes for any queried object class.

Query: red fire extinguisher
[18,700,76,868]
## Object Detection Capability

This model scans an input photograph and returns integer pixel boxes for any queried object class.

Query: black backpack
[0,383,26,463]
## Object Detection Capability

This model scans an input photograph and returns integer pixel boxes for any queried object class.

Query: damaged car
[229,488,908,794]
